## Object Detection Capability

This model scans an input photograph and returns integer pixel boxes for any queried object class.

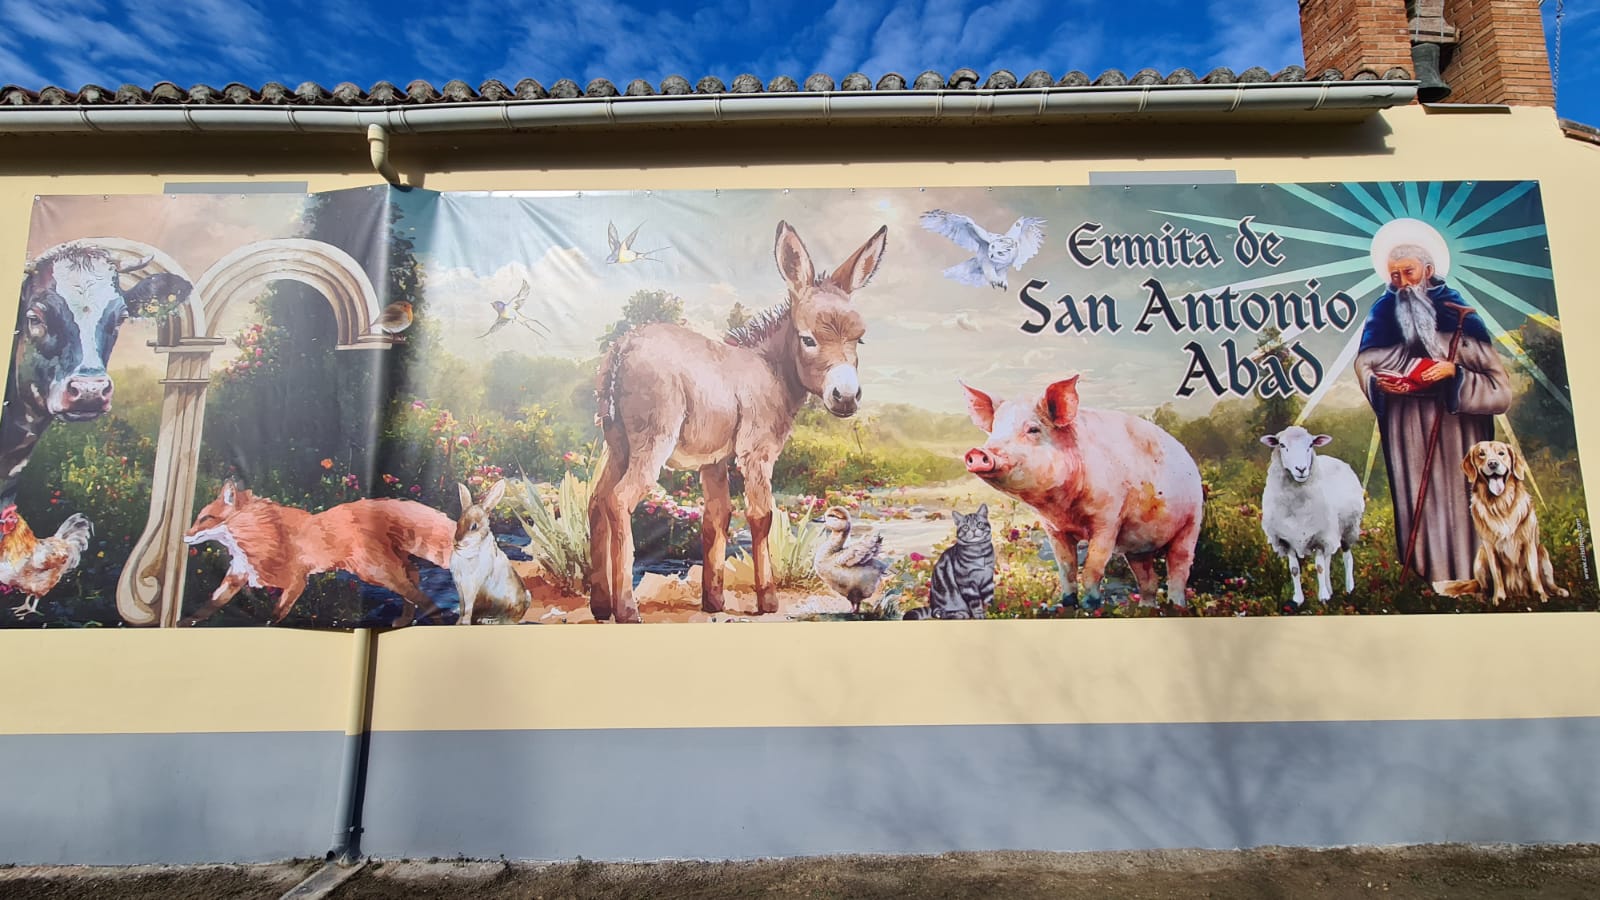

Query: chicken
[0,505,93,618]
[813,506,891,614]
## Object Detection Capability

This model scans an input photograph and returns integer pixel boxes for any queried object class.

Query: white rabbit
[450,480,532,625]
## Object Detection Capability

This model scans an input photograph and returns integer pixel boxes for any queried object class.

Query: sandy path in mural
[505,489,1135,624]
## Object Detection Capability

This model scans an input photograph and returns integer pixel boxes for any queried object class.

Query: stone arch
[193,239,389,348]
[118,238,393,627]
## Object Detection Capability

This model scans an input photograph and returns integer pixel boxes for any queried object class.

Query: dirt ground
[5,845,1600,900]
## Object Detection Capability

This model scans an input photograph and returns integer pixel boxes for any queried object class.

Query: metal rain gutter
[1,82,1418,186]
[0,82,1418,135]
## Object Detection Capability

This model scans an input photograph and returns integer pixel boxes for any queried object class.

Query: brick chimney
[1299,0,1414,79]
[1438,0,1554,105]
[1299,0,1554,106]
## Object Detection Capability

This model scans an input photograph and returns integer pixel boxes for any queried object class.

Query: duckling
[814,506,891,614]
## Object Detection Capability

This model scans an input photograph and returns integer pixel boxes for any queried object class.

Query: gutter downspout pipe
[280,628,375,899]
[366,125,401,186]
[330,627,375,863]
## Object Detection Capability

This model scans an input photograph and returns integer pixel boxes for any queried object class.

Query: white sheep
[1259,426,1366,607]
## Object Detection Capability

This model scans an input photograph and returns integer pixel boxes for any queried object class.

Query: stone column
[117,337,225,627]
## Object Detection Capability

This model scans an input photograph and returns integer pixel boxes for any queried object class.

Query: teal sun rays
[1156,180,1566,493]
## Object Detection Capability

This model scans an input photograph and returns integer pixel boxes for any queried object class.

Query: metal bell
[1411,41,1453,103]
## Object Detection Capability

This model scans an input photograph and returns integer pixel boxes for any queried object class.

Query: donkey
[589,220,888,623]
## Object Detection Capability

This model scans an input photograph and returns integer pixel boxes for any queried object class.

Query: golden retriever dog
[1434,440,1568,605]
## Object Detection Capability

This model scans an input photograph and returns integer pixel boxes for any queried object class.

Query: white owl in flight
[920,209,1047,290]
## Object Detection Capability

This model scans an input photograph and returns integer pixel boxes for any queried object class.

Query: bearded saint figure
[1354,221,1512,584]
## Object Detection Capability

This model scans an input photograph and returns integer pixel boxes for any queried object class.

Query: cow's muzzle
[55,375,114,419]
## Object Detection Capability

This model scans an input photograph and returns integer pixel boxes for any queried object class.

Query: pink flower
[411,400,426,410]
[254,348,263,358]
[468,475,483,486]
[456,435,471,447]
[409,485,422,494]
[909,552,925,562]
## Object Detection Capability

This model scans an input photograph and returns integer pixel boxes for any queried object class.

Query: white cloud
[4,0,277,86]
[1201,0,1303,74]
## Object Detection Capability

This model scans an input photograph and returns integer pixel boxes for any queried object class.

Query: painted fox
[181,479,455,627]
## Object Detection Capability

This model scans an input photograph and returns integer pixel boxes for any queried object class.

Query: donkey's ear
[829,225,889,296]
[961,380,996,432]
[774,221,815,291]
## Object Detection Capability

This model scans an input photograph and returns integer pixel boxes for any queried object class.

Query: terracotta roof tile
[0,67,1415,109]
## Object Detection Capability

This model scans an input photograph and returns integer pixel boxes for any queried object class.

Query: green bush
[508,447,602,596]
[730,500,825,590]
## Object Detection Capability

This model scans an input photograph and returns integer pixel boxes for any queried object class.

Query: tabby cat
[904,504,996,620]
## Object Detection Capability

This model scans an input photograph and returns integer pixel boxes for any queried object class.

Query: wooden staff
[1403,300,1474,581]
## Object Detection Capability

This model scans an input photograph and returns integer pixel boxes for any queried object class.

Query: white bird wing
[1005,217,1048,270]
[606,221,620,252]
[837,533,885,568]
[510,279,530,310]
[920,209,997,254]
[941,258,991,288]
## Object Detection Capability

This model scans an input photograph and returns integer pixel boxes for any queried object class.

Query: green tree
[598,288,685,349]
[1506,317,1576,455]
[1246,326,1303,439]
[200,185,427,505]
[726,301,751,332]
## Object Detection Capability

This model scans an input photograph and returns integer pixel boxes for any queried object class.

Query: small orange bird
[370,301,415,338]
[0,505,93,618]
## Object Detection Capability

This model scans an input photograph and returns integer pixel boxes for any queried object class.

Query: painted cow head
[14,244,191,422]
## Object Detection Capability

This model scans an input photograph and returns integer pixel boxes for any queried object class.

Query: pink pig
[961,375,1204,609]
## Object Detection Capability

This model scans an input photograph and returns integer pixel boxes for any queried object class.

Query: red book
[1378,358,1451,390]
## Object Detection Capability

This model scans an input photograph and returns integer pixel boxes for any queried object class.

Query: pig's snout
[965,447,1004,476]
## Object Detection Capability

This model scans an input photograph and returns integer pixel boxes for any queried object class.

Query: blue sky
[0,1,1594,124]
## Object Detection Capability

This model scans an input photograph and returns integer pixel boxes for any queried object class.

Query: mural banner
[2,181,1592,629]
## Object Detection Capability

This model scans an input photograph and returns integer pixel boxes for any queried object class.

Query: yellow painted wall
[2,105,1597,737]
